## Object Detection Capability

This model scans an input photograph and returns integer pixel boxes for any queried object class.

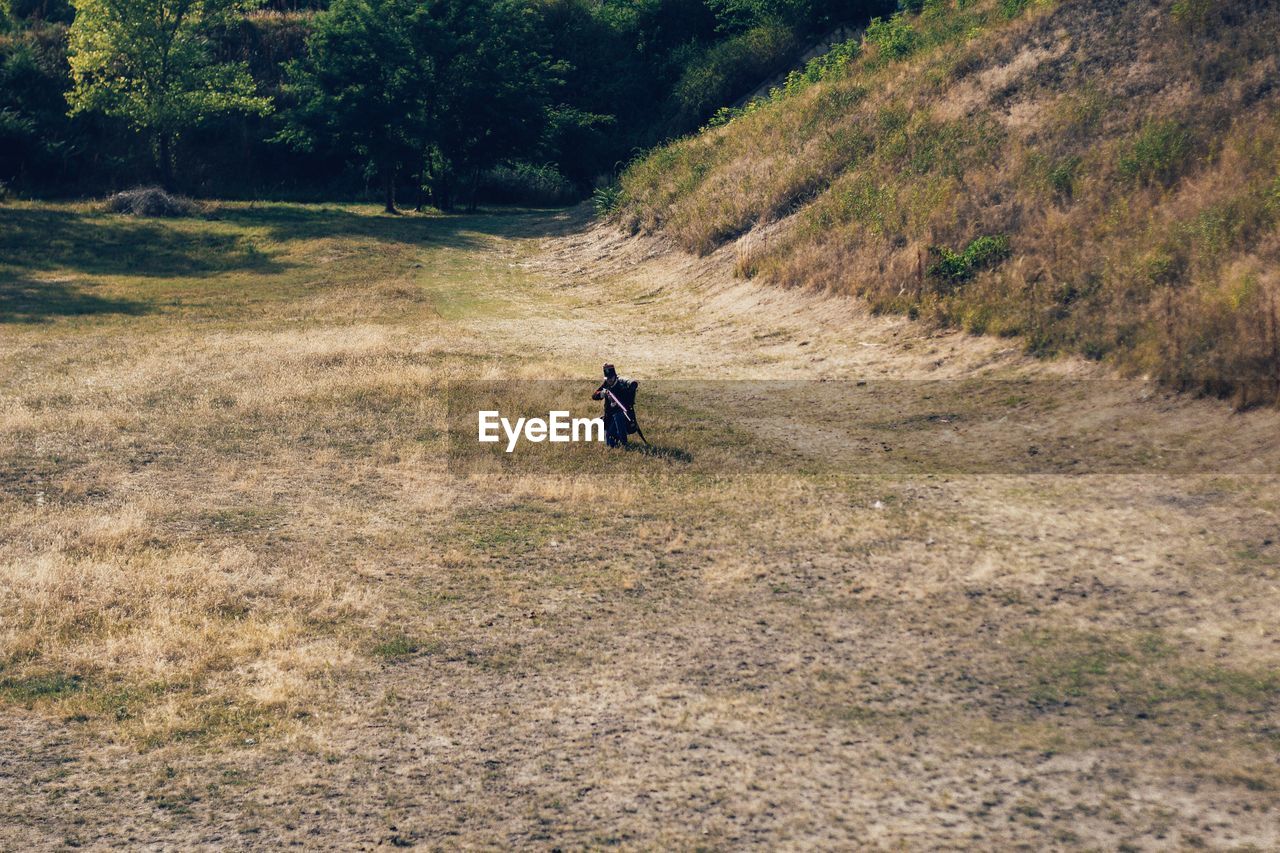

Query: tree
[707,0,894,33]
[1,36,54,185]
[281,0,558,213]
[278,0,425,212]
[66,0,270,189]
[417,0,559,210]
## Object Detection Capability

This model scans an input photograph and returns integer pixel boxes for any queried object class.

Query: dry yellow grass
[0,202,486,743]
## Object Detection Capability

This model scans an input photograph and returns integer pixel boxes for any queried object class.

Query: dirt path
[3,207,1278,850]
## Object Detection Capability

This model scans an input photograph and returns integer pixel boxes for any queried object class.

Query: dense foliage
[66,0,272,188]
[0,0,893,201]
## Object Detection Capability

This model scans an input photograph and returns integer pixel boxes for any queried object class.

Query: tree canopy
[276,0,422,210]
[3,0,894,200]
[65,0,270,187]
[279,0,561,211]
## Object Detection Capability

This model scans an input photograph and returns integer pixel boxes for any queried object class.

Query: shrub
[702,38,862,131]
[1048,155,1081,197]
[928,234,1010,286]
[928,246,969,281]
[1,0,73,23]
[103,187,198,218]
[1118,120,1193,186]
[592,184,623,217]
[780,38,860,96]
[670,24,797,128]
[865,14,919,61]
[965,234,1011,267]
[705,106,739,129]
[477,162,577,207]
[998,0,1031,20]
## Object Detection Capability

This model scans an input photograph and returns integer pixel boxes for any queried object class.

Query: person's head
[602,363,617,386]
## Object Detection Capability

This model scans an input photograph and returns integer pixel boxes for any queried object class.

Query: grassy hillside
[618,0,1280,403]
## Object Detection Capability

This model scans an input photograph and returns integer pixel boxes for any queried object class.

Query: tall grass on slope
[618,0,1280,404]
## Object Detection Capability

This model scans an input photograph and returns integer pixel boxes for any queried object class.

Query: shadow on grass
[1,201,590,274]
[0,206,286,279]
[0,202,594,322]
[627,442,694,463]
[210,202,592,246]
[0,275,151,324]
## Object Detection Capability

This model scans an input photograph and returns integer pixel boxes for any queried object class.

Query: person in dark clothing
[592,363,639,447]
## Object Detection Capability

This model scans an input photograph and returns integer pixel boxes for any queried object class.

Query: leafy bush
[1118,120,1193,186]
[928,234,1010,284]
[964,234,1011,268]
[670,24,797,128]
[592,184,623,217]
[478,162,577,207]
[704,38,861,130]
[705,106,739,129]
[865,13,918,60]
[780,37,860,95]
[1,0,73,24]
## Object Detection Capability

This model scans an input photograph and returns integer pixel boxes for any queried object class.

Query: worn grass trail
[1,202,1277,849]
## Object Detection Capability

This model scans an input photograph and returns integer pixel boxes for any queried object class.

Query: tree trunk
[434,169,454,212]
[415,157,426,213]
[157,133,175,191]
[466,167,480,213]
[383,165,397,214]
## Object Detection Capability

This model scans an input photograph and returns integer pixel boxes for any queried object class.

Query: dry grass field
[1,200,1278,848]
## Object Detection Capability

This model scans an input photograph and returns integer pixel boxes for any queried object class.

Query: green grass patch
[0,671,87,703]
[1017,628,1280,721]
[202,504,287,533]
[450,502,587,557]
[1118,120,1194,187]
[999,0,1033,20]
[372,634,430,661]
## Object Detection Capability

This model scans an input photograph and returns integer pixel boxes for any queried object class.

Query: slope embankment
[616,0,1280,404]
